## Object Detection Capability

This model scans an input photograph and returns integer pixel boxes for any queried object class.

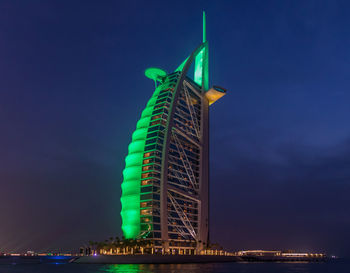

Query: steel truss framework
[120,12,225,250]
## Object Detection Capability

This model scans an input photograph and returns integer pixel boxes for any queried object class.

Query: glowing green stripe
[175,56,189,72]
[120,86,162,239]
[194,48,204,86]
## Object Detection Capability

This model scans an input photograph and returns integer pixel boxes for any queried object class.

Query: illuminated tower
[120,12,226,252]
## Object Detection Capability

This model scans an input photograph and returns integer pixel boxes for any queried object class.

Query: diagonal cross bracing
[168,185,199,202]
[173,127,200,148]
[168,192,197,240]
[184,80,202,98]
[183,84,200,139]
[169,169,191,189]
[168,219,187,238]
[172,131,199,190]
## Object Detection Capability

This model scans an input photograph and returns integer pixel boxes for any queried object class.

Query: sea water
[0,259,349,273]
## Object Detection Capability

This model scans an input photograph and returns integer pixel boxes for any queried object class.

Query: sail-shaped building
[120,12,226,253]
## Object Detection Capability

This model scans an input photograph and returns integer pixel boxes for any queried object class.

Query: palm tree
[191,241,196,248]
[96,242,104,254]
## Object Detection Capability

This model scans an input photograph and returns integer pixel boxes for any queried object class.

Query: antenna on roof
[203,11,206,43]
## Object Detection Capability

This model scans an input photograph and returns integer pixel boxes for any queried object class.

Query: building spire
[194,11,209,90]
[203,11,206,43]
[203,10,208,90]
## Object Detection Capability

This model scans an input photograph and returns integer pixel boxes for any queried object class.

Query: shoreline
[73,254,241,264]
[0,254,329,265]
[73,254,327,264]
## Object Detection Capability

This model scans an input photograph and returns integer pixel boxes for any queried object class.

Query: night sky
[1,1,349,256]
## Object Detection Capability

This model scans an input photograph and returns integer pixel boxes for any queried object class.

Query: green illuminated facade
[121,12,226,251]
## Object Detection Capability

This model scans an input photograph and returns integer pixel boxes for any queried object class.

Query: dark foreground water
[0,260,349,273]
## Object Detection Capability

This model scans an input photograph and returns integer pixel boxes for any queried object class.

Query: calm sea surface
[0,260,349,273]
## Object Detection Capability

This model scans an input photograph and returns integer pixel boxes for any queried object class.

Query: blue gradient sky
[0,0,349,256]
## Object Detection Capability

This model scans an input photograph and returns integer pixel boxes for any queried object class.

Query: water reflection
[89,262,338,273]
[103,264,151,273]
[99,263,211,273]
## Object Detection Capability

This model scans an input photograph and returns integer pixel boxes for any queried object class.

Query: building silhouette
[121,12,226,252]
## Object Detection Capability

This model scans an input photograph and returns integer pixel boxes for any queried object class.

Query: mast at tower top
[203,11,206,43]
[194,11,209,90]
[201,11,227,104]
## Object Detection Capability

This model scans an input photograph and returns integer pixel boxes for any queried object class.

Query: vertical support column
[198,41,210,250]
[198,94,209,250]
